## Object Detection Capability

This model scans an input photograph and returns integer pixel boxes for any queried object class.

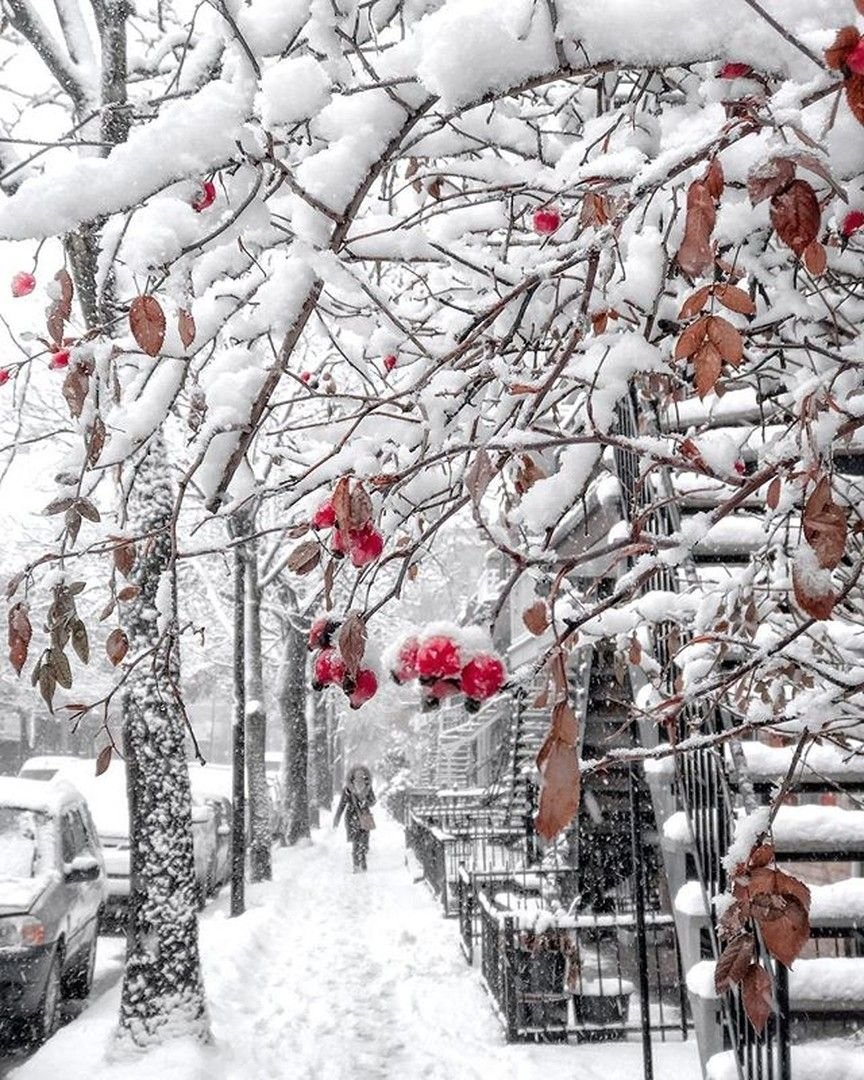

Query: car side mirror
[65,856,101,884]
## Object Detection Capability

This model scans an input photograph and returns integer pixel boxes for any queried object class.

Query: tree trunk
[278,622,310,844]
[242,514,272,879]
[311,695,332,816]
[117,437,209,1047]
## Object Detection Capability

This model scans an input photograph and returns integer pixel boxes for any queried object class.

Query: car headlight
[0,916,45,948]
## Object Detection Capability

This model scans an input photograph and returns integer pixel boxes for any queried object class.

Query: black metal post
[776,963,791,1079]
[629,762,654,1080]
[230,528,246,918]
[503,914,518,1042]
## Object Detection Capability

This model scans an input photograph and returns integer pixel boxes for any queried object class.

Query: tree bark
[118,437,209,1046]
[278,621,310,844]
[242,514,272,879]
[310,695,332,816]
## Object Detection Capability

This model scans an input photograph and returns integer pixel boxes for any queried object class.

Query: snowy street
[10,816,701,1080]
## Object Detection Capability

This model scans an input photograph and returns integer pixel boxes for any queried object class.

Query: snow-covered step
[688,956,864,1011]
[729,741,864,787]
[675,877,864,928]
[664,805,864,857]
[707,1040,863,1080]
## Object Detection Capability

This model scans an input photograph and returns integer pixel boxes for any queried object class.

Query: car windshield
[0,807,52,879]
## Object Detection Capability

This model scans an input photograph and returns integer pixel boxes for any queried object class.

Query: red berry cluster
[389,629,507,712]
[310,486,384,568]
[308,617,378,709]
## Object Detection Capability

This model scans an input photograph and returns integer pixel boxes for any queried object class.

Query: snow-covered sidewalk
[14,816,701,1079]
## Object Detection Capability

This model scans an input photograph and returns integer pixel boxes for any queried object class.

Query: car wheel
[31,951,61,1044]
[64,931,97,1000]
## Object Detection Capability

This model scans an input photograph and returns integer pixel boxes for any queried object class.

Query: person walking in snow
[333,764,376,872]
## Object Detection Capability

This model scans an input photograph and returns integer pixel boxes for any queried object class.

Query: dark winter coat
[333,781,376,842]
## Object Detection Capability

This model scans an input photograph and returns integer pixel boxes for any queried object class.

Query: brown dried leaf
[515,454,546,495]
[117,585,140,602]
[694,341,723,399]
[749,843,775,869]
[287,540,321,575]
[129,295,166,357]
[71,620,89,664]
[825,25,861,70]
[331,476,352,541]
[748,157,795,206]
[105,627,128,667]
[792,564,836,620]
[8,603,31,676]
[803,240,827,277]
[522,601,549,636]
[678,286,712,320]
[770,179,821,257]
[741,963,774,1033]
[535,739,581,841]
[88,416,106,467]
[628,636,642,665]
[178,309,196,349]
[714,933,755,994]
[39,662,56,713]
[95,745,112,776]
[580,192,610,228]
[338,613,367,679]
[676,181,716,277]
[674,315,709,361]
[62,366,89,419]
[703,158,725,201]
[766,477,781,510]
[714,284,757,316]
[465,448,495,503]
[112,537,136,579]
[803,477,847,570]
[76,497,100,523]
[706,315,744,366]
[349,483,373,529]
[551,700,579,746]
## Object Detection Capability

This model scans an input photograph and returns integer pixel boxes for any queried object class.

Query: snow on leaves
[793,476,847,621]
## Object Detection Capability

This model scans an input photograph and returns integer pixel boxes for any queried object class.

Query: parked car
[51,760,216,920]
[188,765,233,895]
[18,756,85,783]
[0,777,105,1043]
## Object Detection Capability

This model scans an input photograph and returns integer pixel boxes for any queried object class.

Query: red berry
[348,668,378,709]
[192,180,216,213]
[532,208,561,235]
[11,272,35,298]
[847,40,864,74]
[313,648,346,687]
[842,210,864,238]
[311,500,336,529]
[300,371,311,384]
[718,62,752,79]
[391,637,419,683]
[461,654,506,701]
[349,524,384,567]
[309,617,337,651]
[733,459,746,476]
[0,369,10,386]
[383,354,397,373]
[416,636,461,680]
[49,350,70,370]
[331,529,348,557]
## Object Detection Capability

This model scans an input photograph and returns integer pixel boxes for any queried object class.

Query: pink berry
[461,654,506,701]
[312,648,346,688]
[390,637,419,684]
[300,371,312,384]
[0,369,10,386]
[331,529,348,558]
[311,500,336,530]
[309,617,337,651]
[192,180,216,213]
[11,272,35,298]
[842,210,864,238]
[532,208,561,235]
[383,354,397,373]
[416,636,461,680]
[718,62,753,79]
[349,524,384,568]
[847,40,864,74]
[733,460,746,476]
[348,668,378,709]
[49,350,70,370]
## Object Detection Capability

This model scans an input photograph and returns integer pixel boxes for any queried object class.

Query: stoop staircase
[620,388,864,1078]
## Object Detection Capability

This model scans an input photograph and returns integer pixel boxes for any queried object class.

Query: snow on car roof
[0,776,85,816]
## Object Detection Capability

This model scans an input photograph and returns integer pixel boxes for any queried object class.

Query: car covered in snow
[0,777,105,1043]
[51,760,217,918]
[188,764,234,895]
[18,756,84,783]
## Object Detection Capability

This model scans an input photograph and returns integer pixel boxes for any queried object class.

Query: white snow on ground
[12,817,701,1079]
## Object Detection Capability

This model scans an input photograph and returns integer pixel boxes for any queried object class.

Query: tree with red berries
[1,0,864,1051]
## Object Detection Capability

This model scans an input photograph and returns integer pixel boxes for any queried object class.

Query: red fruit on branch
[0,369,9,386]
[842,210,864,237]
[461,653,506,702]
[300,371,312,384]
[416,635,461,679]
[391,637,419,683]
[532,208,561,235]
[383,354,397,372]
[733,460,747,476]
[11,272,35,298]
[49,350,70,370]
[192,180,216,212]
[312,648,346,689]
[311,500,336,529]
[349,523,384,567]
[331,529,348,557]
[718,62,753,78]
[848,40,864,74]
[422,677,462,709]
[348,668,378,709]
